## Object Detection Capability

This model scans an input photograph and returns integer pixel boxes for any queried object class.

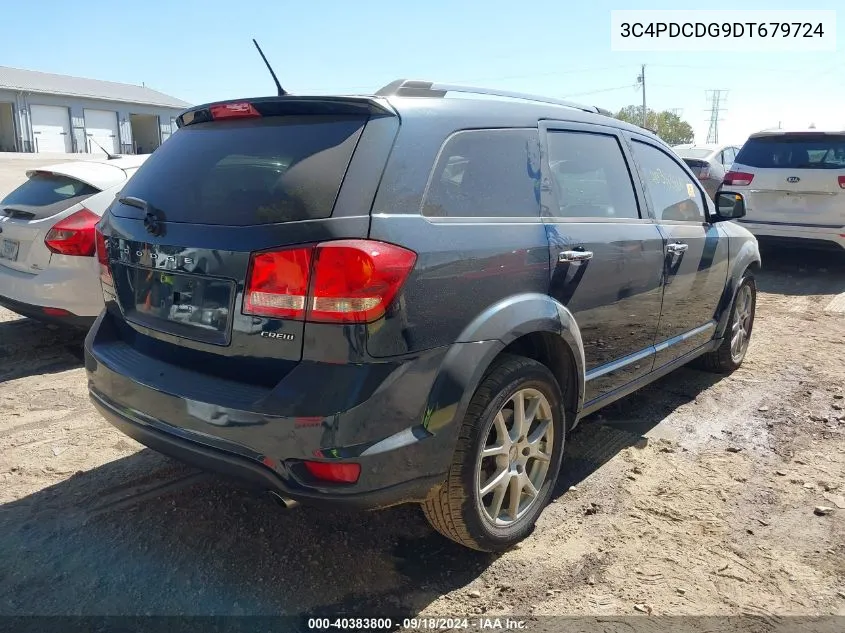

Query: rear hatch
[1,171,101,273]
[98,97,399,381]
[727,133,845,228]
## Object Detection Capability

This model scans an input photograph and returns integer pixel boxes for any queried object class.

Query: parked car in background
[86,82,760,552]
[0,156,148,326]
[673,143,742,200]
[723,130,845,251]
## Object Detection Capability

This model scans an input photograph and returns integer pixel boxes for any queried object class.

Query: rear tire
[697,274,756,374]
[422,354,565,551]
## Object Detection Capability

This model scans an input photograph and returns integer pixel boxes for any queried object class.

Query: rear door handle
[559,250,593,262]
[666,242,688,254]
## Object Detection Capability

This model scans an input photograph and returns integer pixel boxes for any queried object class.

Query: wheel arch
[422,294,586,443]
[715,239,761,339]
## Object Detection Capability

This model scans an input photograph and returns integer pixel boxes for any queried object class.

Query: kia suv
[724,129,845,251]
[85,81,761,551]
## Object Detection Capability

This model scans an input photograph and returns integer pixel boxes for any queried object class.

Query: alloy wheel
[730,284,754,363]
[476,388,555,526]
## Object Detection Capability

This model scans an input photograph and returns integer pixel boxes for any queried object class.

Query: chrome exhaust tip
[268,491,299,509]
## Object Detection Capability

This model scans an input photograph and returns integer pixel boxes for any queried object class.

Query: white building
[0,66,190,155]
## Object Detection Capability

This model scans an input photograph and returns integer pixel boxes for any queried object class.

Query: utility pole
[705,90,728,144]
[637,64,646,127]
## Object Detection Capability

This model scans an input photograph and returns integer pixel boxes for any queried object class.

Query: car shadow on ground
[755,245,845,297]
[0,365,723,621]
[554,365,722,497]
[0,317,86,383]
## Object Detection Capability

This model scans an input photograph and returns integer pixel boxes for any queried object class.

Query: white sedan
[0,155,148,327]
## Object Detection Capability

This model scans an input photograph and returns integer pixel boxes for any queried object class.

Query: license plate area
[1,238,20,262]
[113,263,235,346]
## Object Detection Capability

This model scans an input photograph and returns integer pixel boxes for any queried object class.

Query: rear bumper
[737,221,845,250]
[0,293,95,328]
[0,256,104,319]
[89,390,444,510]
[83,311,482,509]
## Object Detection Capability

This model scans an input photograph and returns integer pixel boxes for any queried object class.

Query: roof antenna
[252,39,287,96]
[88,137,119,160]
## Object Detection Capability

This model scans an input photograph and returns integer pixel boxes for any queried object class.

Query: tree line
[615,106,695,145]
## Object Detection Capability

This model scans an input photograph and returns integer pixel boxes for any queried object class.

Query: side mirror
[714,191,746,221]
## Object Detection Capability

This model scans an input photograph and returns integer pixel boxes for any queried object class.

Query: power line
[561,84,637,98]
[705,90,728,144]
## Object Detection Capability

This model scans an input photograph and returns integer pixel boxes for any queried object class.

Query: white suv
[724,130,845,251]
[0,155,147,326]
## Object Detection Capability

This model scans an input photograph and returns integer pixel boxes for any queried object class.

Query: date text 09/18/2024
[307,617,528,630]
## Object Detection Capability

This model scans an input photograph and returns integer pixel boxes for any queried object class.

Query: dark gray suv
[85,80,761,551]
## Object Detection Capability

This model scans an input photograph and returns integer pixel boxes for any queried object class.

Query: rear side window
[546,130,640,219]
[114,115,366,226]
[422,129,540,218]
[735,134,845,169]
[1,173,98,219]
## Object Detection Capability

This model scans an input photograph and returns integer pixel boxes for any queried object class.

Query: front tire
[698,274,756,374]
[422,355,565,551]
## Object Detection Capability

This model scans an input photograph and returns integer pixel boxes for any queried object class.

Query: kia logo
[786,176,800,183]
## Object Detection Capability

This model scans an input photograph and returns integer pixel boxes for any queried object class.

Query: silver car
[673,143,742,200]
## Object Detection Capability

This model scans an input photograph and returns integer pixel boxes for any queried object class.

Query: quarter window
[545,130,640,219]
[422,129,541,218]
[632,141,706,222]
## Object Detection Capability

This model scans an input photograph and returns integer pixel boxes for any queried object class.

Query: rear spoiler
[177,96,395,128]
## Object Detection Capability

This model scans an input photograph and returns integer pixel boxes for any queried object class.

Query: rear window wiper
[118,196,151,211]
[117,196,166,218]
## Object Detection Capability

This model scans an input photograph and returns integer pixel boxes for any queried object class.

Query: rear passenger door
[368,127,552,357]
[540,122,665,404]
[627,135,730,367]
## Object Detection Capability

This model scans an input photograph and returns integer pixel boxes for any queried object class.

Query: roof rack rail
[375,79,610,116]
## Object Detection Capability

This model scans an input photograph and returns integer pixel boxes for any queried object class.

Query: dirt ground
[0,159,843,622]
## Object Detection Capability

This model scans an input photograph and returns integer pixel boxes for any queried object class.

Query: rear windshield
[114,115,367,226]
[1,173,99,220]
[735,134,845,169]
[675,148,711,159]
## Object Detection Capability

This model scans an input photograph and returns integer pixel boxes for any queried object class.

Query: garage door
[30,105,71,153]
[84,109,119,155]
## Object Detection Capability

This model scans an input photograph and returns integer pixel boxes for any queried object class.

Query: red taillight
[724,171,754,186]
[95,226,112,284]
[245,247,314,319]
[309,240,417,323]
[303,460,361,484]
[42,307,71,317]
[44,208,99,256]
[209,102,261,120]
[244,240,416,324]
[838,176,845,189]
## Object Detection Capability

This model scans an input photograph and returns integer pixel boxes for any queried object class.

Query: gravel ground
[0,160,843,623]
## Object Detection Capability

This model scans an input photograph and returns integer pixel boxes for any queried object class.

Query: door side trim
[582,320,716,410]
[585,345,655,381]
[578,336,720,419]
[654,320,716,353]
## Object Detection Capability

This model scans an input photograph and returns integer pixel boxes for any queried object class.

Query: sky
[3,0,843,145]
